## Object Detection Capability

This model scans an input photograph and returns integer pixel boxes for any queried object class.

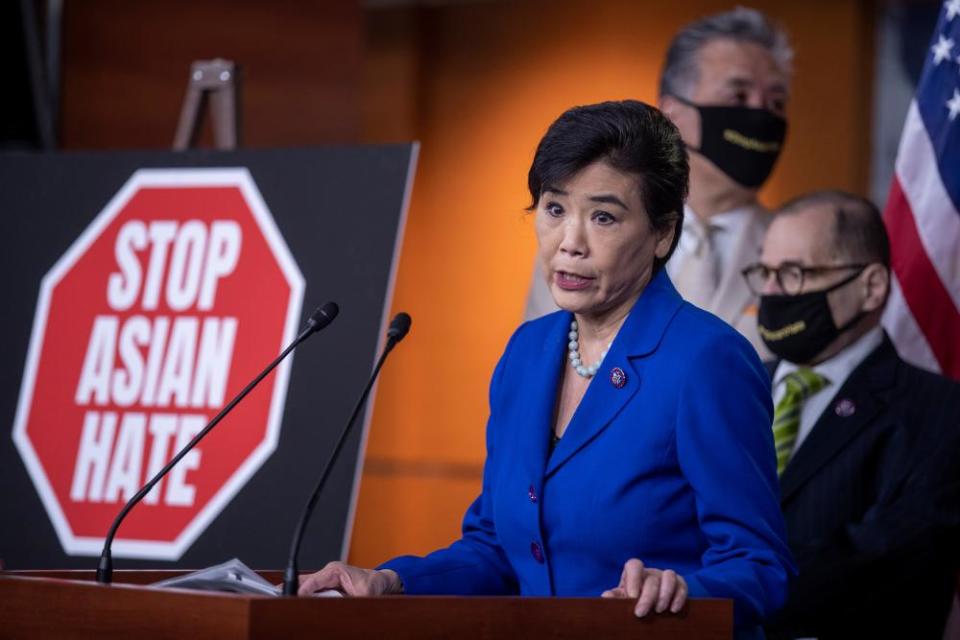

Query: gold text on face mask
[723,129,781,153]
[759,320,807,341]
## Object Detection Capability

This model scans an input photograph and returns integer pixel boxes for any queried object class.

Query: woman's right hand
[298,561,402,596]
[601,558,687,617]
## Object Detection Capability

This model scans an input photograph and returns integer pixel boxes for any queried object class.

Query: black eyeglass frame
[741,261,868,296]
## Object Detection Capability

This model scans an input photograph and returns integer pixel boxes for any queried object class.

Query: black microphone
[95,302,340,584]
[282,311,412,596]
[305,302,339,335]
[387,312,411,342]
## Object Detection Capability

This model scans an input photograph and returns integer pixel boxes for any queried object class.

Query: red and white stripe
[882,103,960,379]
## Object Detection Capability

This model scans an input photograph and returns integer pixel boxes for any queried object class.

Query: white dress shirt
[772,327,885,460]
[666,204,755,294]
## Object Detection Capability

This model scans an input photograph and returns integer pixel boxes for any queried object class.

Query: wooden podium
[0,570,732,639]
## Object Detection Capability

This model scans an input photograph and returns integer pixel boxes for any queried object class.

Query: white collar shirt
[666,204,755,285]
[772,327,885,460]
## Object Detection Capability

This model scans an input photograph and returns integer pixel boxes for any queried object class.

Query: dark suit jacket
[765,334,960,639]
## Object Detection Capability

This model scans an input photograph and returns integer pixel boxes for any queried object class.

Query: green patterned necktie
[773,369,829,475]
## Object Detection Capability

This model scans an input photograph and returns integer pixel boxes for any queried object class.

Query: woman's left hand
[601,558,688,617]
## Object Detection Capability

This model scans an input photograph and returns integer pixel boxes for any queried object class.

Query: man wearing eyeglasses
[744,190,960,639]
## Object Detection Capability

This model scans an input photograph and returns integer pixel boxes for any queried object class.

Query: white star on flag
[948,88,960,120]
[948,0,960,21]
[932,34,955,63]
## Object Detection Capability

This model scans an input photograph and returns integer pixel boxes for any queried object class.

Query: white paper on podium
[151,558,343,598]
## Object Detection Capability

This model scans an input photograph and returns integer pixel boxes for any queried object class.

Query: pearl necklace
[568,320,611,378]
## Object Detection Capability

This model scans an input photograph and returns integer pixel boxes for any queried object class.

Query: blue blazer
[382,271,795,627]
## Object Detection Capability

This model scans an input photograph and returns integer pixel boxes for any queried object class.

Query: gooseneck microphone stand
[282,312,411,596]
[95,302,339,584]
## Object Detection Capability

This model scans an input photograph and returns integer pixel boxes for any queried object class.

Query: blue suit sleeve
[674,330,796,626]
[377,332,520,595]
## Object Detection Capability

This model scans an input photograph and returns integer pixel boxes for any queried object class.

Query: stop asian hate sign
[13,168,305,560]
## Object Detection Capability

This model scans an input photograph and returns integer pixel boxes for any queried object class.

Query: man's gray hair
[659,7,793,98]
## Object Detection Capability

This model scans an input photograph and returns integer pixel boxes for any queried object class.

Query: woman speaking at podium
[299,100,794,634]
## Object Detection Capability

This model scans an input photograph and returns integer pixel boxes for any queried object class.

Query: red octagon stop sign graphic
[13,168,304,559]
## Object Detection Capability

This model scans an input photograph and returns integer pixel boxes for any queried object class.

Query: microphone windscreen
[387,312,412,341]
[308,302,339,332]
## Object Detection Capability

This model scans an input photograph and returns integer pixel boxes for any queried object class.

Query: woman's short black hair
[527,100,689,271]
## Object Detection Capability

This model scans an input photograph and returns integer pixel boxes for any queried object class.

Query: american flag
[882,0,960,380]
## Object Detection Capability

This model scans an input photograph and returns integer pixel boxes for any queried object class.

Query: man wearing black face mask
[525,8,791,357]
[657,7,790,359]
[744,190,960,639]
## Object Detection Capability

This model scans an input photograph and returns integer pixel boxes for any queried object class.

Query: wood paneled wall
[60,0,362,149]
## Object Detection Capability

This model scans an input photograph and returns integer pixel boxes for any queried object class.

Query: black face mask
[670,95,787,189]
[758,270,865,364]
